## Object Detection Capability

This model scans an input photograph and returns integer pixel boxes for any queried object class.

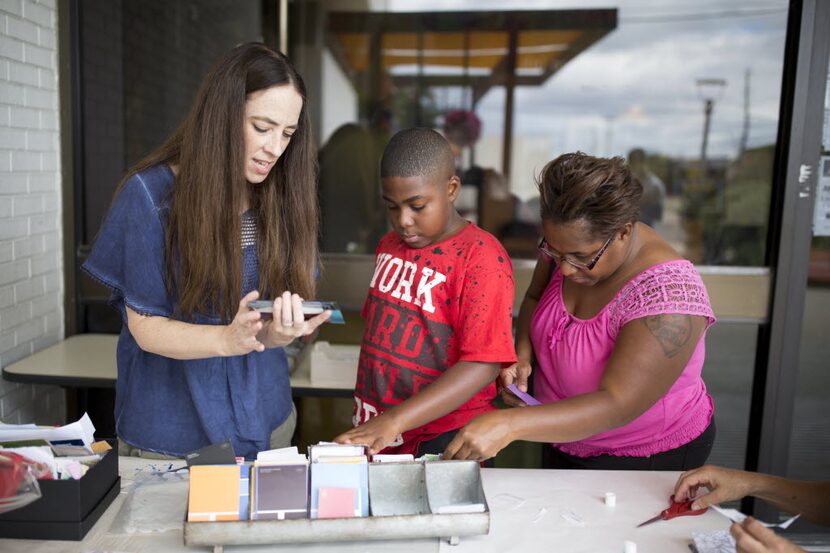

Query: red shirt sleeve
[455,234,517,367]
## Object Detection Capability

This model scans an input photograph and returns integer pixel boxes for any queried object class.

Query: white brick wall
[0,0,65,425]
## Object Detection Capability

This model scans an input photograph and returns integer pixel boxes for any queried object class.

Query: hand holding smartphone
[248,299,345,324]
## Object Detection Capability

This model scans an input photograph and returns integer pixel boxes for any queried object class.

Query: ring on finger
[282,321,294,328]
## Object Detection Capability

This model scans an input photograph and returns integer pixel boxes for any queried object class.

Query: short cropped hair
[537,152,643,239]
[380,128,455,181]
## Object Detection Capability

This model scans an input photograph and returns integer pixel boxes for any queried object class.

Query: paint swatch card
[318,487,358,519]
[185,440,237,466]
[310,462,367,518]
[188,465,242,522]
[507,383,542,406]
[253,463,309,520]
[309,444,369,518]
[239,464,250,520]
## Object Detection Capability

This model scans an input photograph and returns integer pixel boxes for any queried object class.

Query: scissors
[636,495,707,527]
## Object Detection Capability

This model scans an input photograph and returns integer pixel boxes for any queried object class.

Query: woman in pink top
[445,152,716,470]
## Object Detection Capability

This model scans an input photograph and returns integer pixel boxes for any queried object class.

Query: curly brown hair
[537,152,642,239]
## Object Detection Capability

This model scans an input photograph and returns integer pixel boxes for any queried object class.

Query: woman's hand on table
[731,517,806,553]
[333,414,402,456]
[443,410,515,461]
[498,360,533,407]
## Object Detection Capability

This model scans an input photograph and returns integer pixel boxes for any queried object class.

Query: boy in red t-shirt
[334,128,517,456]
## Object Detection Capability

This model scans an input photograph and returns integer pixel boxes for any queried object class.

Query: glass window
[294,0,788,265]
[290,0,789,470]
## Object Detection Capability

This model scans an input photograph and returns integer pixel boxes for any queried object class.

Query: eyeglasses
[538,234,615,271]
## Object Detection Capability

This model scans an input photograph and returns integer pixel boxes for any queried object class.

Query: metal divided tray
[183,460,489,551]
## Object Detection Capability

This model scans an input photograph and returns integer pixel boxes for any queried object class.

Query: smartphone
[248,299,345,324]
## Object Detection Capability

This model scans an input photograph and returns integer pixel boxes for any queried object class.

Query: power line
[621,7,787,24]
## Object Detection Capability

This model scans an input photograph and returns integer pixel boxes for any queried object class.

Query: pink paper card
[317,487,357,518]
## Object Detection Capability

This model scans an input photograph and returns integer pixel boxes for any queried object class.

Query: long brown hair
[119,43,318,322]
[537,152,642,239]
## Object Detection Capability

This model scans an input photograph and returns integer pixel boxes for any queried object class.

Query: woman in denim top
[83,43,330,460]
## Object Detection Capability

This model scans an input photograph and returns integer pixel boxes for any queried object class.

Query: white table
[2,334,119,388]
[0,457,730,553]
[2,333,355,397]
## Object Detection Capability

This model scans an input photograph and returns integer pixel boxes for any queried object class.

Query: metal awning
[326,9,617,101]
[325,9,617,176]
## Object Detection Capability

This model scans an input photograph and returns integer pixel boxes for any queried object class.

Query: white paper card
[711,505,800,529]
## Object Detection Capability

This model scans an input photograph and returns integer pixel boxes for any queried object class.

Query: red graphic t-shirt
[353,223,517,455]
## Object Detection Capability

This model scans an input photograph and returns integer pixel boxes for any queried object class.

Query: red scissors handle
[637,494,708,527]
[662,494,707,520]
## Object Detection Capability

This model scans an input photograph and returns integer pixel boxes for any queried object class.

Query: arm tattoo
[642,314,692,358]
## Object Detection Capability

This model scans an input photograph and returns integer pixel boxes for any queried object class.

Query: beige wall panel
[319,255,771,325]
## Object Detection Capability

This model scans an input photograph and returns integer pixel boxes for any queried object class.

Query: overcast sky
[371,0,789,161]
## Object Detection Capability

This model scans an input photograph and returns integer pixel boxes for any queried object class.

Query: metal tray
[183,460,490,551]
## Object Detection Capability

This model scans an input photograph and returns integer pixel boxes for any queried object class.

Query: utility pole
[701,97,714,166]
[738,68,751,157]
[696,78,727,172]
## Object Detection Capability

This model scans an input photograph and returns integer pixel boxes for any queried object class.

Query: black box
[0,446,120,540]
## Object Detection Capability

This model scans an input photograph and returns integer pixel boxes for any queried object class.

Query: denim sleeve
[81,171,174,322]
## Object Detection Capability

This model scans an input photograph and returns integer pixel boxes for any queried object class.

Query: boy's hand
[498,361,533,407]
[334,414,402,455]
[443,410,514,461]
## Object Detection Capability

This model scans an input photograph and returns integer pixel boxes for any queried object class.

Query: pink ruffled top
[530,260,716,457]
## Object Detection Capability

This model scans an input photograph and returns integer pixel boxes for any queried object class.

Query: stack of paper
[372,454,414,463]
[309,443,369,519]
[252,446,310,520]
[0,414,106,480]
[0,413,96,447]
